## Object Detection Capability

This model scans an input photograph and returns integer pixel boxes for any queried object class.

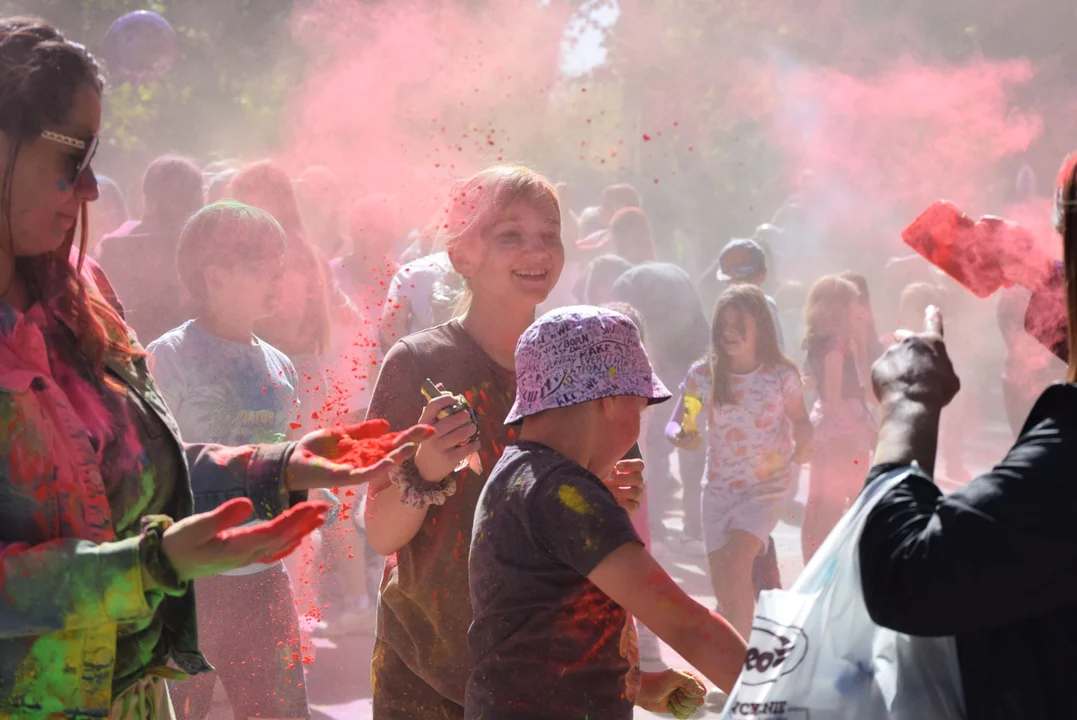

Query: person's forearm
[873,399,942,475]
[665,605,747,692]
[793,418,813,448]
[363,484,429,556]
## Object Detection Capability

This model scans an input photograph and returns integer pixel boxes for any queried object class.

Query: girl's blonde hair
[802,275,860,352]
[430,165,560,318]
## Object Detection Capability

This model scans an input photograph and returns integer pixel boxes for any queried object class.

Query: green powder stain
[558,485,591,515]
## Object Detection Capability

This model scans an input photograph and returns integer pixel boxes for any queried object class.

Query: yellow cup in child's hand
[682,393,703,435]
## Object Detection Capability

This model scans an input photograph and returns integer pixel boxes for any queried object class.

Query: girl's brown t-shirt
[365,319,516,706]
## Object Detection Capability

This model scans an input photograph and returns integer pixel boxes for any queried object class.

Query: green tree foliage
[0,0,305,198]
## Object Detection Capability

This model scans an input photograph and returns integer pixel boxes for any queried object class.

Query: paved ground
[204,405,1014,719]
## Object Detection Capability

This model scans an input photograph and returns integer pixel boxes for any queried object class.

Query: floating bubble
[103,11,177,83]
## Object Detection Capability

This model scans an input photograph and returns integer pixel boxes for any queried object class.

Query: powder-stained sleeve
[0,535,155,637]
[0,392,159,636]
[527,465,642,577]
[185,441,304,518]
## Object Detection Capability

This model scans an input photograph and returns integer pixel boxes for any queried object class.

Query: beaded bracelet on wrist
[139,515,187,596]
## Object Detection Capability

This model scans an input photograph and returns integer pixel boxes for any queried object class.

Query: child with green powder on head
[466,306,748,720]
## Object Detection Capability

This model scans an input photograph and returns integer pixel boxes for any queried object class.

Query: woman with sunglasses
[0,17,429,720]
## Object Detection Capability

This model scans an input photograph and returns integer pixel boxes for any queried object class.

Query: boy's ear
[203,265,225,294]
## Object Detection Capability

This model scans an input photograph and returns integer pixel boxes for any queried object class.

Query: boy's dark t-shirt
[466,441,643,720]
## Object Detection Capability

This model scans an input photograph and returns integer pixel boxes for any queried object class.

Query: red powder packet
[905,200,1067,361]
[902,200,1003,298]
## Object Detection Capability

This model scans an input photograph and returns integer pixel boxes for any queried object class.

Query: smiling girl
[363,166,566,719]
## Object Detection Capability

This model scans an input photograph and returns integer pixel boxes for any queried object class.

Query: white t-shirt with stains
[681,359,801,493]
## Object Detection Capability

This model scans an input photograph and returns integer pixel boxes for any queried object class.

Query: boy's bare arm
[588,542,747,691]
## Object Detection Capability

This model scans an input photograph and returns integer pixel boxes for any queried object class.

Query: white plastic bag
[720,469,966,720]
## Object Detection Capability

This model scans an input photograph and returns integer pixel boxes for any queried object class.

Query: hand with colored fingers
[413,394,481,483]
[154,498,330,586]
[872,305,961,411]
[636,668,707,718]
[286,420,434,492]
[603,458,645,516]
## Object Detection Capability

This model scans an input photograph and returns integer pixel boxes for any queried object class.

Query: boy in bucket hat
[465,306,747,720]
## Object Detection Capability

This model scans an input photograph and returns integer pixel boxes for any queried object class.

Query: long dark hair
[802,275,859,355]
[1056,154,1077,382]
[839,270,884,363]
[0,17,141,374]
[231,160,332,355]
[710,284,795,406]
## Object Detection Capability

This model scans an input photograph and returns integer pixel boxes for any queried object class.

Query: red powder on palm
[332,419,411,468]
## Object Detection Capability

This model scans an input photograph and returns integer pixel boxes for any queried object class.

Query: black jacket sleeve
[859,384,1077,636]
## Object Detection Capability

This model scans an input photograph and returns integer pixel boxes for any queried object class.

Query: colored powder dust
[558,485,591,515]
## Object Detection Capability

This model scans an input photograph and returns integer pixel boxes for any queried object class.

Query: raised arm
[860,402,1077,635]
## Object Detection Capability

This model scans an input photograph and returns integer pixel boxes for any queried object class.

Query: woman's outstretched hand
[153,498,330,587]
[286,421,435,492]
[872,305,961,411]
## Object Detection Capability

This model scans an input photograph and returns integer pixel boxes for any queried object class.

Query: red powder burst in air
[283,0,571,217]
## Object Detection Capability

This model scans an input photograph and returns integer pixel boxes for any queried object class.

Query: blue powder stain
[834,659,873,696]
[56,180,69,192]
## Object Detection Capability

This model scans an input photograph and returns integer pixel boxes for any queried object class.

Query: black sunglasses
[40,129,99,185]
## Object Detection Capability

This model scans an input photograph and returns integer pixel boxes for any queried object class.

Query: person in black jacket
[858,154,1077,719]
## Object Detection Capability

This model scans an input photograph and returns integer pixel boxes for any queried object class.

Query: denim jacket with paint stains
[0,289,300,719]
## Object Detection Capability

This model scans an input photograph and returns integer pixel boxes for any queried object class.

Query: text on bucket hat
[505,305,670,425]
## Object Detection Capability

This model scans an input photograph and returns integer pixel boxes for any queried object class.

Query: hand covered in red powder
[637,668,707,718]
[286,420,434,492]
[158,498,330,583]
[604,458,645,516]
